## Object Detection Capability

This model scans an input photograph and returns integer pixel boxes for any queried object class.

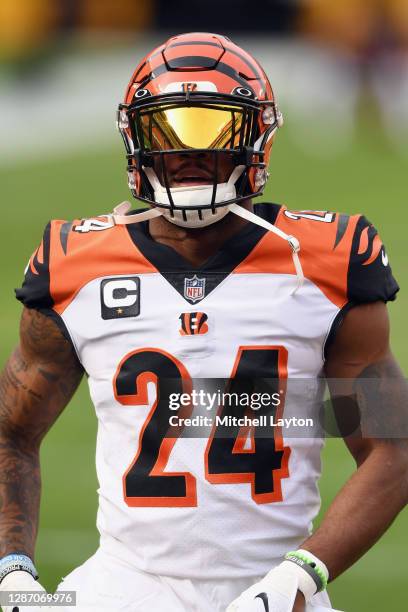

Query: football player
[0,33,407,612]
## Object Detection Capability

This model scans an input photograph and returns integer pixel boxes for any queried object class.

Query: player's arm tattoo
[0,308,83,559]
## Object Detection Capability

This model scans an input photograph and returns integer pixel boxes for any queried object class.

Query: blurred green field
[1,119,407,611]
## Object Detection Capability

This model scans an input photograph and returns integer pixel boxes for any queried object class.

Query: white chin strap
[228,204,304,294]
[110,201,304,295]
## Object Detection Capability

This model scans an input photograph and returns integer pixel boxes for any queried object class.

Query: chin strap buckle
[287,235,300,253]
[287,235,303,293]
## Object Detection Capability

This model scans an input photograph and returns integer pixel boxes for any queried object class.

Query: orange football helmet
[117,32,283,227]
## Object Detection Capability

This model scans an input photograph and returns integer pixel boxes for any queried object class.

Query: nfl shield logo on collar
[184,275,206,303]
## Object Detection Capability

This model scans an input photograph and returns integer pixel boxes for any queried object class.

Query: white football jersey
[17,203,398,580]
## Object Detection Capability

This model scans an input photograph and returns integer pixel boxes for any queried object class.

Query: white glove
[226,563,301,612]
[0,570,47,612]
[226,556,328,612]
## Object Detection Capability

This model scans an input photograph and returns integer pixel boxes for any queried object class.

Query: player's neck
[148,200,254,268]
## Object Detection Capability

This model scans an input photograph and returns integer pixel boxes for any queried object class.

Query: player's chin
[171,180,213,187]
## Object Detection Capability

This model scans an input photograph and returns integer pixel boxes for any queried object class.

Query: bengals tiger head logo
[179,312,208,336]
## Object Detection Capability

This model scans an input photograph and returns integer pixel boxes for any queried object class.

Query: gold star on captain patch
[116,308,124,315]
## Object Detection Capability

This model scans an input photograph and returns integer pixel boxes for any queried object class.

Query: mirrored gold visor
[138,105,246,151]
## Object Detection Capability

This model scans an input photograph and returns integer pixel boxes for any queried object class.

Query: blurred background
[1,1,407,611]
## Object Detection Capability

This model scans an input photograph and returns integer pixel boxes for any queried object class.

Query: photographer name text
[169,415,314,428]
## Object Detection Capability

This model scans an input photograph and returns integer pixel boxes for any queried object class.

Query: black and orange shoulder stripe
[15,222,52,309]
[347,215,399,303]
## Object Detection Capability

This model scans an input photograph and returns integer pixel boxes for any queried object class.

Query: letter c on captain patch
[100,277,140,319]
